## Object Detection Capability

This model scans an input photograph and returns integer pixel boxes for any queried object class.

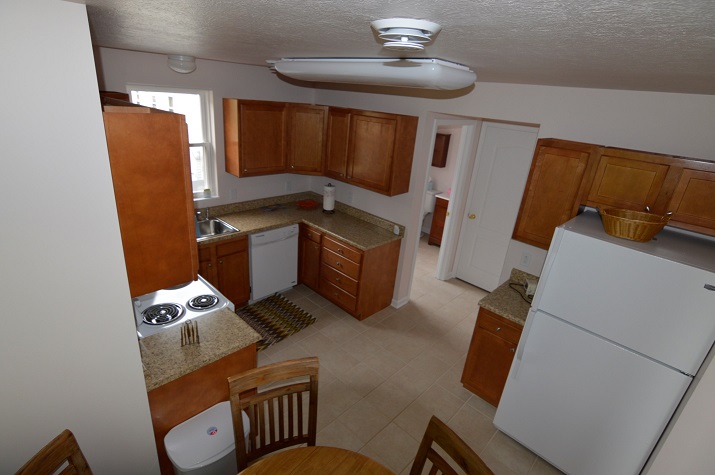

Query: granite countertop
[139,308,261,391]
[478,269,539,326]
[199,192,403,251]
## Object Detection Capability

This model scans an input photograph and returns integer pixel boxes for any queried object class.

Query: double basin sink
[196,218,239,241]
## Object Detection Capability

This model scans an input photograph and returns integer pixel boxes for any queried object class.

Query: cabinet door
[287,104,327,175]
[667,165,715,233]
[224,99,287,177]
[198,246,218,286]
[103,109,198,297]
[428,197,448,246]
[298,225,322,291]
[513,140,594,249]
[586,148,674,211]
[347,112,398,194]
[325,107,351,181]
[216,238,250,307]
[461,309,520,406]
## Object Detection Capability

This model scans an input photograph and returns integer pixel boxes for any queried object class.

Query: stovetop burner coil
[142,303,185,325]
[187,294,219,310]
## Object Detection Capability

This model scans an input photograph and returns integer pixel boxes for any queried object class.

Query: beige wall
[1,1,158,473]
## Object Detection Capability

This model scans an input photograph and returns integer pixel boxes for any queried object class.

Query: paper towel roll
[323,183,335,213]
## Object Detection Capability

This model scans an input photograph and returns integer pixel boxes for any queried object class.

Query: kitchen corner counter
[139,308,260,391]
[200,192,404,251]
[478,269,538,326]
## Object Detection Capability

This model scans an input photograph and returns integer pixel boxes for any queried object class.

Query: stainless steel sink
[196,218,239,241]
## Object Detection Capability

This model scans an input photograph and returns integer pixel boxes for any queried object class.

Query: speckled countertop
[199,192,403,251]
[478,269,539,326]
[140,308,261,391]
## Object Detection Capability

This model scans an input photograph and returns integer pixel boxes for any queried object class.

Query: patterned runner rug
[235,294,316,351]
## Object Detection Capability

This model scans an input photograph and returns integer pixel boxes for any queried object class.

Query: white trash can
[164,401,250,475]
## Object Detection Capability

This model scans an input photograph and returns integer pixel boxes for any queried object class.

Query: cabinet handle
[496,327,502,331]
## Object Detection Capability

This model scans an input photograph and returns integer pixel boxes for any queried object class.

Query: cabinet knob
[510,348,516,353]
[496,327,502,331]
[219,260,223,264]
[336,262,342,267]
[337,249,344,255]
[335,277,341,283]
[208,263,212,267]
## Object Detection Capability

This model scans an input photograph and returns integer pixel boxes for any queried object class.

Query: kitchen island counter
[200,192,403,251]
[139,308,260,391]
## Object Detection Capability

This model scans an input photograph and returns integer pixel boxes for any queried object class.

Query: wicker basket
[598,208,671,242]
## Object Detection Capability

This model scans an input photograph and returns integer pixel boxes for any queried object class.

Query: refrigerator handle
[511,309,537,379]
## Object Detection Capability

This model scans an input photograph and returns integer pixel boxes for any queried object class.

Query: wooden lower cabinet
[298,224,322,291]
[461,308,523,406]
[428,196,448,246]
[317,235,401,320]
[148,345,257,475]
[198,236,250,308]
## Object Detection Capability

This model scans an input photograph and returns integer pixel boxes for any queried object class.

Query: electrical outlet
[520,252,531,267]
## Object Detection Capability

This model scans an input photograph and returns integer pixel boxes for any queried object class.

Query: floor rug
[236,294,316,352]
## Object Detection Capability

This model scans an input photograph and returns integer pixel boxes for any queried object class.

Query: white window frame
[126,84,218,201]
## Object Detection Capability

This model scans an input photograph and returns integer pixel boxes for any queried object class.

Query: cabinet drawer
[477,309,521,344]
[301,225,322,244]
[322,235,362,264]
[321,248,361,280]
[216,236,247,257]
[320,263,358,295]
[320,278,357,312]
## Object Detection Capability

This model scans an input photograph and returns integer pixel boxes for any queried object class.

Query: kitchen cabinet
[513,139,597,249]
[327,109,417,196]
[461,307,522,406]
[428,196,448,246]
[198,236,250,308]
[102,106,198,298]
[287,104,327,175]
[431,133,451,168]
[224,99,287,177]
[667,164,715,234]
[298,224,322,291]
[318,235,401,320]
[585,147,676,212]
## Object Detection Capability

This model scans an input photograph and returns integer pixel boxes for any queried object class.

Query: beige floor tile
[528,457,566,475]
[365,379,421,419]
[334,361,385,397]
[482,431,538,475]
[338,398,393,443]
[360,423,421,474]
[316,419,364,452]
[446,404,498,454]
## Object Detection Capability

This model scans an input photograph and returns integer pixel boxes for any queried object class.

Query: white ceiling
[83,0,715,95]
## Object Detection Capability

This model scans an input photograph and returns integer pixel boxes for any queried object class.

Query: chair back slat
[15,430,92,475]
[229,357,319,471]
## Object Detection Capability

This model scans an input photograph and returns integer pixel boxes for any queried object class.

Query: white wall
[1,1,158,473]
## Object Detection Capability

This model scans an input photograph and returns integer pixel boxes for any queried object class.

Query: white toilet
[165,401,250,475]
[423,189,442,219]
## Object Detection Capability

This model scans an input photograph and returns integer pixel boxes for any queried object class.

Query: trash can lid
[164,401,246,470]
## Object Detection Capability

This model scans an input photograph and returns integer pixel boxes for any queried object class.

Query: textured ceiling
[83,0,715,94]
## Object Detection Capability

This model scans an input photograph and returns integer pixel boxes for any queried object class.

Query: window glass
[128,86,215,199]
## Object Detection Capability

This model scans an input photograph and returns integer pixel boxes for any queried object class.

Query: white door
[455,122,538,291]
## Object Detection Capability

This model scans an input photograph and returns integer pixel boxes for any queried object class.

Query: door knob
[468,213,476,219]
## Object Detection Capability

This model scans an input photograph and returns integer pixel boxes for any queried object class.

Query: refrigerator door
[494,311,692,475]
[536,228,715,375]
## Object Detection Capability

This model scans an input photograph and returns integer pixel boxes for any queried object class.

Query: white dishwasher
[248,224,299,303]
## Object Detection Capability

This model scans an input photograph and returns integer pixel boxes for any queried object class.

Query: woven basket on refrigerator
[598,208,671,242]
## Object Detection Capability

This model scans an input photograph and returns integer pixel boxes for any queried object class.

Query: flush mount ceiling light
[167,55,196,74]
[370,18,442,51]
[270,58,476,90]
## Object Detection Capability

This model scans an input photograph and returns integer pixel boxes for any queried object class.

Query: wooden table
[238,446,395,474]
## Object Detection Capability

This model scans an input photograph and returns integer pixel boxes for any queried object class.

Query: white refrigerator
[493,210,715,475]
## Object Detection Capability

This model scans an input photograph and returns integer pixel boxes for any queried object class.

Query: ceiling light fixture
[371,18,442,52]
[167,55,196,74]
[270,58,476,90]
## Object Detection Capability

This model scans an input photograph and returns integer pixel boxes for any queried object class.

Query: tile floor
[259,235,563,474]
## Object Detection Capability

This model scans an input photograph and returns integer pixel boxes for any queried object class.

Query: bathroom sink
[196,218,239,241]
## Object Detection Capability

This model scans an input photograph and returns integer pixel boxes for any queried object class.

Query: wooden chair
[410,416,494,475]
[228,356,319,470]
[15,429,92,475]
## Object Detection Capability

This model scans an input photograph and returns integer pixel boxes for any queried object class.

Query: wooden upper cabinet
[666,162,715,233]
[586,148,676,212]
[327,109,418,196]
[513,139,597,249]
[325,107,351,180]
[103,107,198,297]
[224,99,287,177]
[287,104,327,175]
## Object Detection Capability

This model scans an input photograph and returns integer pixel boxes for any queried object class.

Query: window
[127,85,216,199]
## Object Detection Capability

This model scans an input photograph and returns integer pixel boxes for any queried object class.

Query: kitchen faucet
[195,208,210,222]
